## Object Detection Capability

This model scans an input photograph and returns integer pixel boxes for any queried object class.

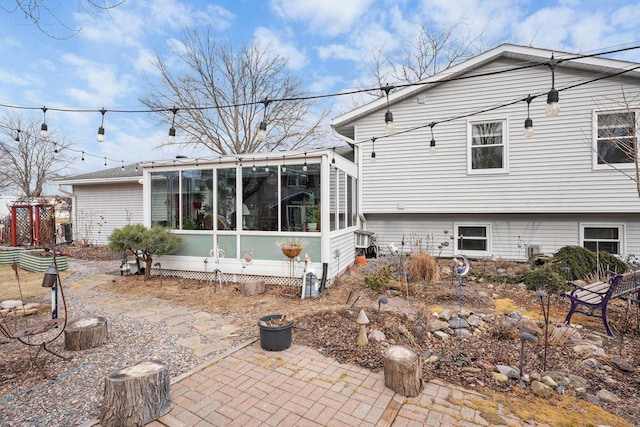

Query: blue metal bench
[563,271,640,336]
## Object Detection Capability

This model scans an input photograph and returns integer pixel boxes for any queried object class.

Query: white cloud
[60,54,136,106]
[253,27,307,70]
[270,0,375,37]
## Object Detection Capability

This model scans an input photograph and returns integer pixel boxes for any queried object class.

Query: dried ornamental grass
[405,252,439,283]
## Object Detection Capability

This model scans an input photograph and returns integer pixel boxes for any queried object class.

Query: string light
[81,151,85,161]
[265,156,269,172]
[429,122,437,154]
[331,147,336,168]
[252,157,257,172]
[97,108,106,142]
[168,107,178,144]
[40,106,48,139]
[135,162,138,171]
[257,98,271,142]
[121,160,125,171]
[371,137,376,163]
[382,85,394,135]
[302,152,307,172]
[14,129,20,142]
[524,94,535,137]
[546,55,560,117]
[104,157,107,168]
[281,155,286,173]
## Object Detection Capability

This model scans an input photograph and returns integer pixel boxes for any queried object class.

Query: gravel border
[0,260,252,427]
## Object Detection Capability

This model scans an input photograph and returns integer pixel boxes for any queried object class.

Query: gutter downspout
[330,125,367,229]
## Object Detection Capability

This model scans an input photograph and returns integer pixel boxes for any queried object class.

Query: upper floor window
[596,111,637,166]
[468,120,507,173]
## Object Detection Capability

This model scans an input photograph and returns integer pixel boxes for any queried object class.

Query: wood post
[239,279,266,296]
[382,345,423,397]
[100,359,171,427]
[64,316,108,351]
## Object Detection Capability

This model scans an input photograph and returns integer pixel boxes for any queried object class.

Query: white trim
[579,222,625,256]
[453,223,492,257]
[467,118,509,174]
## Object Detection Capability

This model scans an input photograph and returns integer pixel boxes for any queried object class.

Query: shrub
[404,252,439,283]
[364,266,393,290]
[521,267,565,293]
[553,246,627,280]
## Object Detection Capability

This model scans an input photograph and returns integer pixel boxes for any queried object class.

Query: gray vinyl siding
[354,57,640,214]
[73,183,143,246]
[364,213,639,260]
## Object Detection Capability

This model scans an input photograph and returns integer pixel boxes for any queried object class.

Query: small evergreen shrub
[364,266,393,290]
[521,267,565,293]
[554,246,627,280]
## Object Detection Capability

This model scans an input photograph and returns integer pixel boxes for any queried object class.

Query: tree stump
[382,345,423,397]
[64,316,108,351]
[100,359,171,427]
[239,279,265,296]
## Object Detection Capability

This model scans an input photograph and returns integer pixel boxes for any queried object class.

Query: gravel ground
[0,259,237,427]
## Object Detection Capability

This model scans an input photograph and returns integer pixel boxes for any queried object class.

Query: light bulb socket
[40,123,48,138]
[97,126,105,142]
[168,127,176,144]
[546,88,559,105]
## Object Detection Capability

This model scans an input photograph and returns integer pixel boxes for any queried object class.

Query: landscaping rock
[531,381,553,397]
[596,389,620,403]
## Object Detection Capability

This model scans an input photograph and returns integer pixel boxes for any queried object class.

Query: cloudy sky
[1,0,639,175]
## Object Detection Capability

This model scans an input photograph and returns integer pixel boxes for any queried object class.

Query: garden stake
[378,297,388,317]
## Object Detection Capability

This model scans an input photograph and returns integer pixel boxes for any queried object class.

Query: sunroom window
[468,120,507,173]
[596,111,637,165]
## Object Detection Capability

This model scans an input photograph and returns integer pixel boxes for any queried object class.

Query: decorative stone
[531,381,553,398]
[427,320,449,332]
[541,375,558,388]
[573,344,598,357]
[609,357,635,373]
[596,389,620,403]
[518,319,542,336]
[490,372,509,383]
[433,330,449,340]
[581,358,599,369]
[496,365,519,380]
[439,309,453,321]
[368,329,386,342]
[544,371,588,389]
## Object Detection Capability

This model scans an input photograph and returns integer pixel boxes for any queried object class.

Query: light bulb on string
[168,107,178,144]
[429,122,437,154]
[135,163,138,171]
[81,151,85,161]
[281,155,286,173]
[524,94,534,137]
[97,108,106,142]
[257,98,271,142]
[121,161,125,171]
[302,152,307,172]
[265,157,269,172]
[104,157,107,168]
[14,129,20,142]
[382,85,394,135]
[331,147,336,169]
[40,106,48,139]
[545,55,560,117]
[371,137,377,163]
[252,157,257,172]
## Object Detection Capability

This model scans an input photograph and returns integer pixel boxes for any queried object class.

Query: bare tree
[370,18,485,87]
[142,28,328,156]
[0,115,72,197]
[1,0,126,38]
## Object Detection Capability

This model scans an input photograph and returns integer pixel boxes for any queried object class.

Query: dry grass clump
[405,252,439,283]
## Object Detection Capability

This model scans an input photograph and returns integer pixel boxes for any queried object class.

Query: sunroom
[142,148,358,285]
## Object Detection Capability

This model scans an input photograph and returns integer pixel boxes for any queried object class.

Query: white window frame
[454,223,491,257]
[580,223,624,256]
[592,110,638,170]
[467,119,508,174]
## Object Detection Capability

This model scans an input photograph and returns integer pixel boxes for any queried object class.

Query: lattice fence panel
[38,206,56,246]
[14,207,32,246]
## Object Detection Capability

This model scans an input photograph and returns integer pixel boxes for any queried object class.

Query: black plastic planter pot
[258,315,293,351]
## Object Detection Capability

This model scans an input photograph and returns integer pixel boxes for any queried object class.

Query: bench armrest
[563,282,609,297]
